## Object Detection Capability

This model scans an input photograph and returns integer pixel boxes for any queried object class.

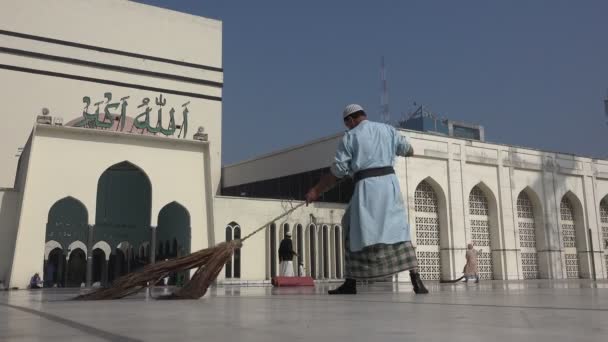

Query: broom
[75,202,306,300]
[439,275,465,283]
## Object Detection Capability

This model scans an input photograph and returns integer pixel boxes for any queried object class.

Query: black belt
[353,166,394,183]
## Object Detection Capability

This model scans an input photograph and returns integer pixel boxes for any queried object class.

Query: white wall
[0,0,223,193]
[7,125,212,288]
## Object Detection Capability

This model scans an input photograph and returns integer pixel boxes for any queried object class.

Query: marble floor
[1,280,607,342]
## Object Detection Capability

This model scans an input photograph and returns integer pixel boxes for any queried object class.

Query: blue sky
[136,0,608,164]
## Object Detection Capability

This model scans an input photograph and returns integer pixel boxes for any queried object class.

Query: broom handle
[240,202,307,243]
[240,177,347,243]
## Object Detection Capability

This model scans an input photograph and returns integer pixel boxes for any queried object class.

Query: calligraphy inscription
[74,92,189,138]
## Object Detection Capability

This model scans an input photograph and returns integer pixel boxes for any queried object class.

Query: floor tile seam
[217,295,608,312]
[0,302,144,342]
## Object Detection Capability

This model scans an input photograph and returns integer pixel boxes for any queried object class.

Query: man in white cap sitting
[278,231,297,277]
[305,104,428,295]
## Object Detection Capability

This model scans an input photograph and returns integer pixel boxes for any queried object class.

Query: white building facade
[222,130,608,282]
[1,0,607,289]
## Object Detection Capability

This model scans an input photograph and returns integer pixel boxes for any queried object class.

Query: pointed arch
[95,161,152,250]
[560,191,587,278]
[600,195,608,277]
[92,240,112,261]
[413,178,444,280]
[157,201,191,255]
[516,188,542,279]
[224,221,241,279]
[233,225,241,278]
[67,240,87,259]
[44,240,63,260]
[468,183,498,280]
[46,196,89,250]
[333,225,343,279]
[295,224,304,275]
[322,224,330,279]
[307,224,317,278]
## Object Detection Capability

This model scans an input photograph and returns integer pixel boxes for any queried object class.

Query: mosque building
[1,0,607,289]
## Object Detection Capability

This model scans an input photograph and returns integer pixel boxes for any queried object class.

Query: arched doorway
[601,197,608,277]
[469,185,494,280]
[92,249,106,286]
[225,224,233,278]
[517,191,540,279]
[45,247,65,287]
[414,180,441,280]
[560,195,582,278]
[94,161,151,278]
[45,197,89,287]
[67,249,87,287]
[157,202,191,285]
[296,224,304,275]
[269,223,277,278]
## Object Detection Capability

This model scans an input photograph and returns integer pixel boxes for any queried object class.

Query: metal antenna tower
[380,56,390,123]
[604,89,608,126]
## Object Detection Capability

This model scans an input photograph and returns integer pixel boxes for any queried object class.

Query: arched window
[600,198,608,276]
[225,225,233,278]
[308,224,316,278]
[322,225,329,279]
[233,226,241,278]
[469,186,494,280]
[561,197,579,278]
[296,224,304,274]
[270,223,277,278]
[517,191,539,279]
[283,223,290,238]
[224,222,242,279]
[334,226,343,279]
[414,181,441,280]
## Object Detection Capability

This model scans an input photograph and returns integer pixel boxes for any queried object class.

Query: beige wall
[7,125,212,288]
[0,190,19,284]
[0,0,223,193]
[214,196,345,282]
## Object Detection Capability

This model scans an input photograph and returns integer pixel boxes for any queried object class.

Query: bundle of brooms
[75,202,306,300]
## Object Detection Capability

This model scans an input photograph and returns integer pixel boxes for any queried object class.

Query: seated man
[29,273,42,289]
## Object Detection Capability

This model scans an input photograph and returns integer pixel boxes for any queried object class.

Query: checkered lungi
[344,226,418,280]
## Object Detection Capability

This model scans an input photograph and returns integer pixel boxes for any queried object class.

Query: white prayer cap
[286,231,292,237]
[343,104,365,119]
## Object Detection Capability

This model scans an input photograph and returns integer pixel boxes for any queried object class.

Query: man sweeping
[305,104,428,295]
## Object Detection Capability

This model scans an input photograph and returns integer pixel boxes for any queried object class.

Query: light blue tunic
[330,120,411,252]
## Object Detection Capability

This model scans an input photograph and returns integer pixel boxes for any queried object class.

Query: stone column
[63,254,69,287]
[86,225,94,287]
[150,226,157,264]
[103,258,109,287]
[540,156,563,279]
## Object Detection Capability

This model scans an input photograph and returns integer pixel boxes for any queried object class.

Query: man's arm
[305,173,339,205]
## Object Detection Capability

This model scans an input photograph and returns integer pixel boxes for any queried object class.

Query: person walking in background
[278,231,297,276]
[463,243,480,283]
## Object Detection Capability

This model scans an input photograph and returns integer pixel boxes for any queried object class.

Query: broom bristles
[75,240,242,300]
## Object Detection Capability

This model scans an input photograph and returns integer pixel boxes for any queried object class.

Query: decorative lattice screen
[469,186,493,280]
[517,192,539,279]
[414,181,441,280]
[560,197,579,279]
